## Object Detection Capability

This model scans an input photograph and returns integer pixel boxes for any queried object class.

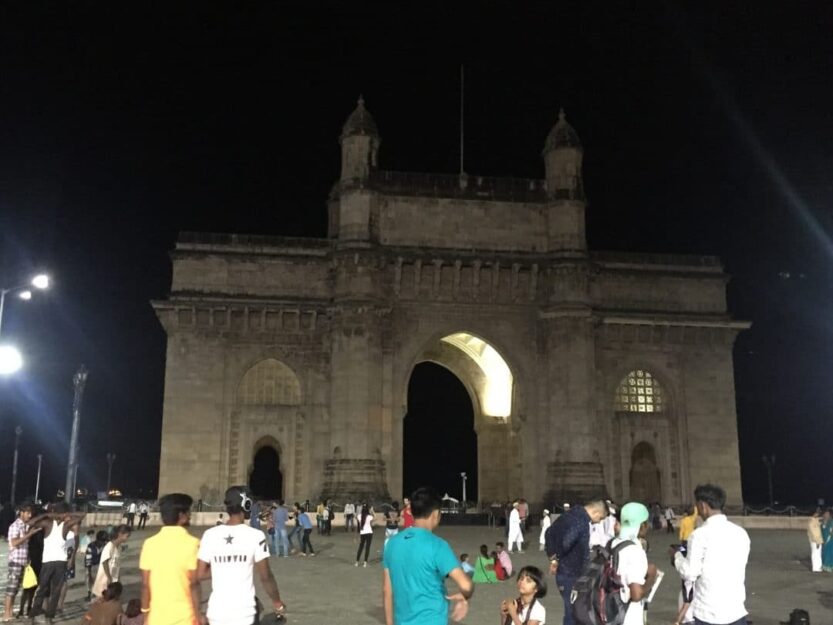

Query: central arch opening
[404,362,478,502]
[249,445,283,499]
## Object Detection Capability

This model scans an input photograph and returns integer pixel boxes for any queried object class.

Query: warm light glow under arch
[440,332,513,417]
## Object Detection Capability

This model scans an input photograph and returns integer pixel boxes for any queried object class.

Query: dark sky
[1,3,832,505]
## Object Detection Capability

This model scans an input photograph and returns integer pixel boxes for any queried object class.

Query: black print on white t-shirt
[212,554,250,563]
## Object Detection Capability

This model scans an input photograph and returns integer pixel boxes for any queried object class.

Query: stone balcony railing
[177,231,330,254]
[369,170,551,202]
[592,250,723,271]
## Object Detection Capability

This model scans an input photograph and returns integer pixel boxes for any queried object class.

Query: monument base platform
[319,457,391,503]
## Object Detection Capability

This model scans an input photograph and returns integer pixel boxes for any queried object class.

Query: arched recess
[249,435,283,499]
[402,331,519,504]
[611,367,680,504]
[237,358,302,406]
[629,441,661,503]
[228,358,302,498]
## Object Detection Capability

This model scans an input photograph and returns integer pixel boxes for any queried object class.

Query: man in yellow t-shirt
[140,493,201,625]
[678,506,698,543]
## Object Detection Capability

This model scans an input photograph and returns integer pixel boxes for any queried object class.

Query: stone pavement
[2,525,830,625]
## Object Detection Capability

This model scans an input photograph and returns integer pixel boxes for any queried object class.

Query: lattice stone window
[615,370,664,413]
[238,359,301,406]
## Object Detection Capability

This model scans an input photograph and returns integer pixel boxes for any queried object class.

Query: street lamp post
[762,453,776,506]
[460,472,467,506]
[64,365,88,505]
[34,454,43,503]
[0,273,50,338]
[10,426,22,504]
[106,453,116,494]
[0,273,50,375]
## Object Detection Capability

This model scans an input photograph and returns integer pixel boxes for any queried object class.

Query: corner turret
[340,96,380,183]
[543,109,584,201]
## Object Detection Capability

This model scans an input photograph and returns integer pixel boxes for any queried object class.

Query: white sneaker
[363,561,367,568]
[354,562,359,567]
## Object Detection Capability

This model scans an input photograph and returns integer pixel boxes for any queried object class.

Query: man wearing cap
[545,499,608,625]
[611,502,658,625]
[197,486,286,625]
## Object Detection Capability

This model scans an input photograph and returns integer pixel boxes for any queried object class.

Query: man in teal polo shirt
[383,487,474,625]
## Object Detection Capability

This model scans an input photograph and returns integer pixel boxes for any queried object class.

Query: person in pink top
[495,542,514,577]
[401,497,414,529]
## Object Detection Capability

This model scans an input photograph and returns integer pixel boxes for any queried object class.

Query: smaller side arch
[249,436,284,499]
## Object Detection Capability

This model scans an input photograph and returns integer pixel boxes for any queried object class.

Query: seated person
[472,544,498,583]
[495,541,514,577]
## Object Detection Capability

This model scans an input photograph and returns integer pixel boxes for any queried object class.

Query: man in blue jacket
[545,499,608,625]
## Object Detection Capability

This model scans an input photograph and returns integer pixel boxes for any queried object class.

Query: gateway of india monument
[153,98,748,507]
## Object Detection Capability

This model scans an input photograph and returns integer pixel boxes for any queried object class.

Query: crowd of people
[3,482,755,625]
[3,490,285,625]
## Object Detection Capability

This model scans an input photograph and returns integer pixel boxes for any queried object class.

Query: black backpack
[571,539,633,625]
[783,609,809,625]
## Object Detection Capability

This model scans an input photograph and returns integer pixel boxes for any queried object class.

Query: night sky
[1,3,832,505]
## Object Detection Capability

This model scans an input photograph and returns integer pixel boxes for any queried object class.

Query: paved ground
[2,525,831,624]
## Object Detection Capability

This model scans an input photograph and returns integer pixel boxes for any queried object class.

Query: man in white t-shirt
[344,502,356,532]
[612,502,658,625]
[197,486,286,625]
[126,501,138,529]
[92,525,131,598]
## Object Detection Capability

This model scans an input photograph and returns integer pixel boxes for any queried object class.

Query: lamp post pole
[65,365,88,505]
[34,454,43,503]
[0,274,50,339]
[460,472,467,506]
[106,453,116,494]
[762,454,776,506]
[10,426,22,504]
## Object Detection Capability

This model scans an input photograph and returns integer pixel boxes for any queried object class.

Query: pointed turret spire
[340,94,379,142]
[543,108,582,154]
[339,95,381,182]
[542,107,585,201]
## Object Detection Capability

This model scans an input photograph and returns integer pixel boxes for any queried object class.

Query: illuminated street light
[0,272,51,338]
[0,345,23,375]
[31,274,49,290]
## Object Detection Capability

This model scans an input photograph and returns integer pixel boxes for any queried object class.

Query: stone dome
[543,108,582,153]
[340,95,379,140]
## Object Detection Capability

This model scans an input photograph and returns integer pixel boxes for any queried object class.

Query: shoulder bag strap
[522,598,536,625]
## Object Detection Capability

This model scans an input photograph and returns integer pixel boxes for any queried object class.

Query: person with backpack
[500,565,547,625]
[569,502,657,625]
[545,499,608,625]
[609,502,658,625]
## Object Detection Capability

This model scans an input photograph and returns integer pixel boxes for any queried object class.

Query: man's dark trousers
[695,619,747,625]
[30,561,66,618]
[556,573,576,625]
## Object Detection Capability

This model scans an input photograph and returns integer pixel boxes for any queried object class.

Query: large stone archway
[154,100,746,507]
[403,362,477,501]
[402,332,519,504]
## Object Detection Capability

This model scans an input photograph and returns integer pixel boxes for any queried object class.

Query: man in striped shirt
[4,503,42,621]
